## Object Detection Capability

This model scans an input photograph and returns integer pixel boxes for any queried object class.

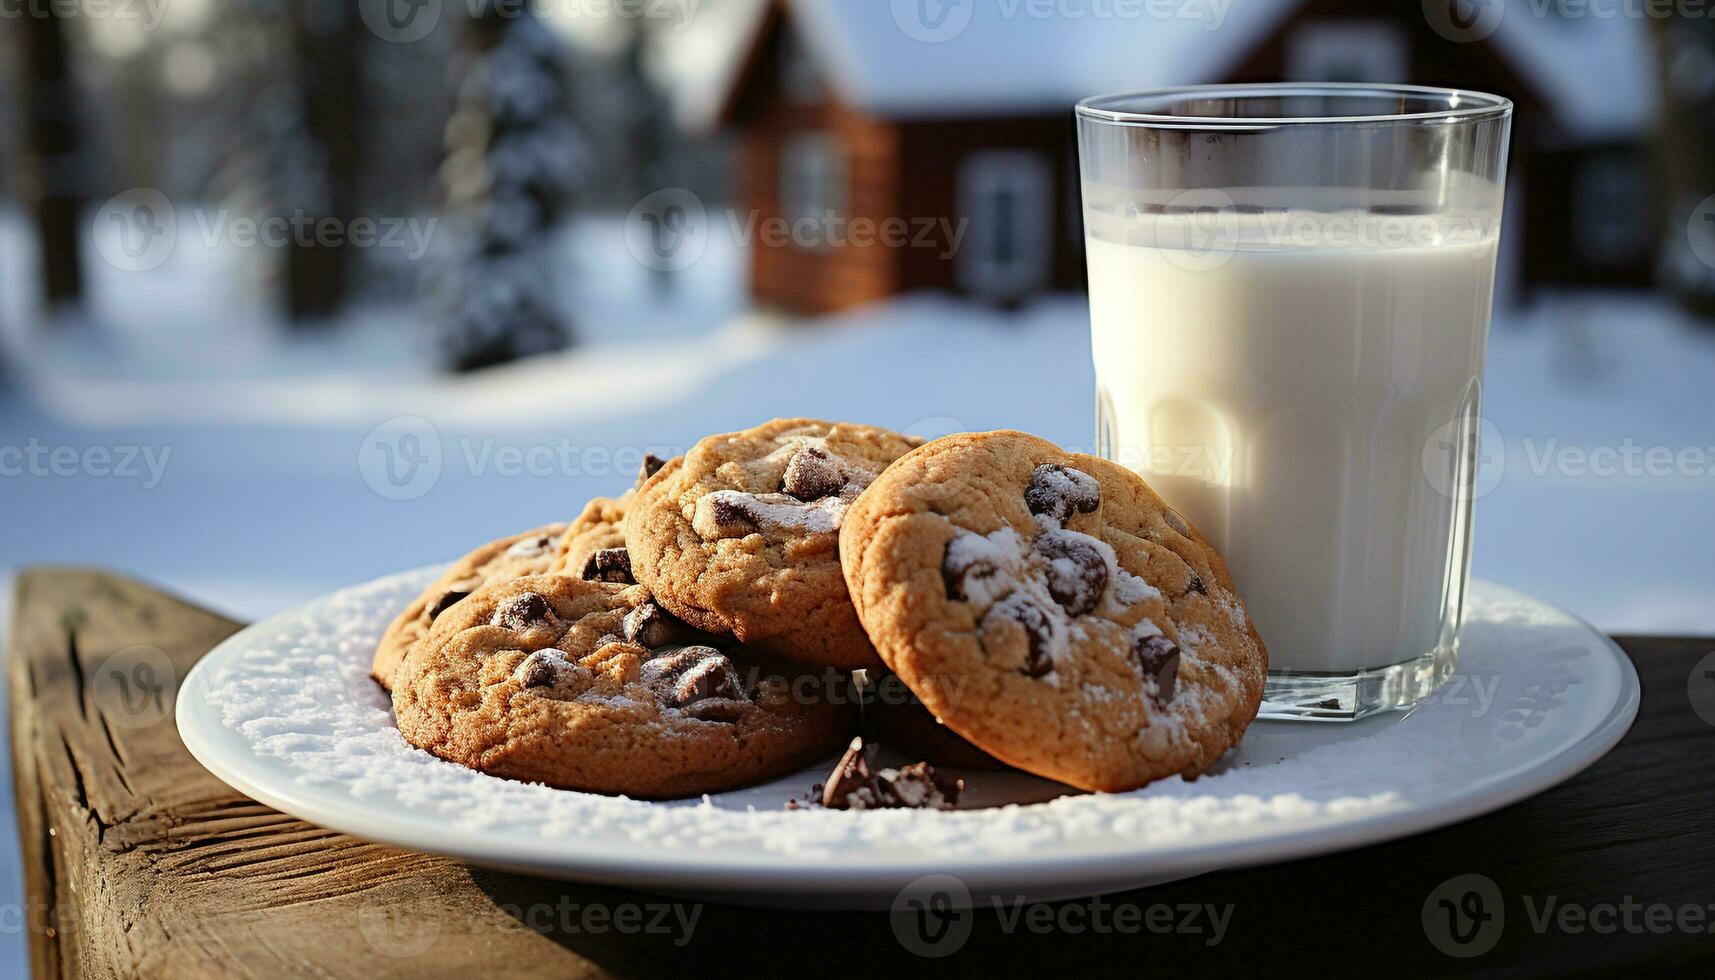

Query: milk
[1086,209,1499,673]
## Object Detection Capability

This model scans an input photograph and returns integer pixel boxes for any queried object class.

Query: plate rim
[176,575,1640,894]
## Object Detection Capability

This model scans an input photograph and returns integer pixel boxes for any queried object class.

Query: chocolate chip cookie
[371,524,568,689]
[625,419,923,670]
[391,574,856,798]
[840,431,1266,793]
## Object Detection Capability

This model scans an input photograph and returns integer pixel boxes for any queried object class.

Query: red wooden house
[687,0,1659,314]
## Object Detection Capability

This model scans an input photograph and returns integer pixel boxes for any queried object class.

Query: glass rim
[1076,82,1513,129]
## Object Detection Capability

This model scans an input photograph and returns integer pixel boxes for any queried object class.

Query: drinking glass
[1076,84,1512,720]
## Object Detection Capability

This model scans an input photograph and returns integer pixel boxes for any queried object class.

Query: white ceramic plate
[178,568,1637,909]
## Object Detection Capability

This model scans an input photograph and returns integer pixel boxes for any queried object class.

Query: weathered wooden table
[10,568,1714,976]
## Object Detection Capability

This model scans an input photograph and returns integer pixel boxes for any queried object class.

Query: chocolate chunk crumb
[819,738,962,811]
[821,738,878,809]
[580,547,634,584]
[781,445,845,501]
[878,762,962,810]
[1187,573,1207,596]
[638,453,668,486]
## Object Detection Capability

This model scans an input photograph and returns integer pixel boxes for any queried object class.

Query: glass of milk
[1076,84,1512,720]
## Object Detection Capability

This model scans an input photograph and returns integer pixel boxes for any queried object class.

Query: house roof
[665,0,1655,139]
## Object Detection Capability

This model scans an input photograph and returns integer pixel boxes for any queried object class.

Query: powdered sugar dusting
[943,527,1024,611]
[694,489,850,536]
[189,568,1616,871]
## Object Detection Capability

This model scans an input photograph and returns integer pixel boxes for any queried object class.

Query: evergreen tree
[438,1,589,371]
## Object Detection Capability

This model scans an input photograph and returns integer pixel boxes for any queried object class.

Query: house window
[957,151,1053,301]
[780,132,847,249]
[1573,153,1649,265]
[1285,21,1409,83]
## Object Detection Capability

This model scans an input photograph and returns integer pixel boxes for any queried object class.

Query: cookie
[839,431,1266,793]
[391,574,856,798]
[625,419,923,670]
[371,524,567,689]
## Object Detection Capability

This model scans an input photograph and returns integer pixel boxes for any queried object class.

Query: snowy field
[2,207,1714,970]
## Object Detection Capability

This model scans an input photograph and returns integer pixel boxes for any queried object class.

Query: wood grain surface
[10,568,1713,977]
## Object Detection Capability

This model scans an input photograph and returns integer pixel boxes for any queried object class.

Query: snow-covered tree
[438,1,590,371]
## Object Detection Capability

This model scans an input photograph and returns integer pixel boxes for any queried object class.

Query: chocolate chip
[819,738,962,810]
[1024,464,1100,524]
[1135,634,1181,703]
[675,652,741,702]
[984,594,1057,677]
[697,493,760,538]
[505,534,554,557]
[427,590,470,620]
[1187,573,1207,596]
[641,646,742,709]
[622,601,707,649]
[638,452,668,486]
[1034,530,1109,617]
[580,547,634,584]
[941,542,999,603]
[781,445,844,501]
[519,653,561,688]
[877,762,962,810]
[493,591,552,632]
